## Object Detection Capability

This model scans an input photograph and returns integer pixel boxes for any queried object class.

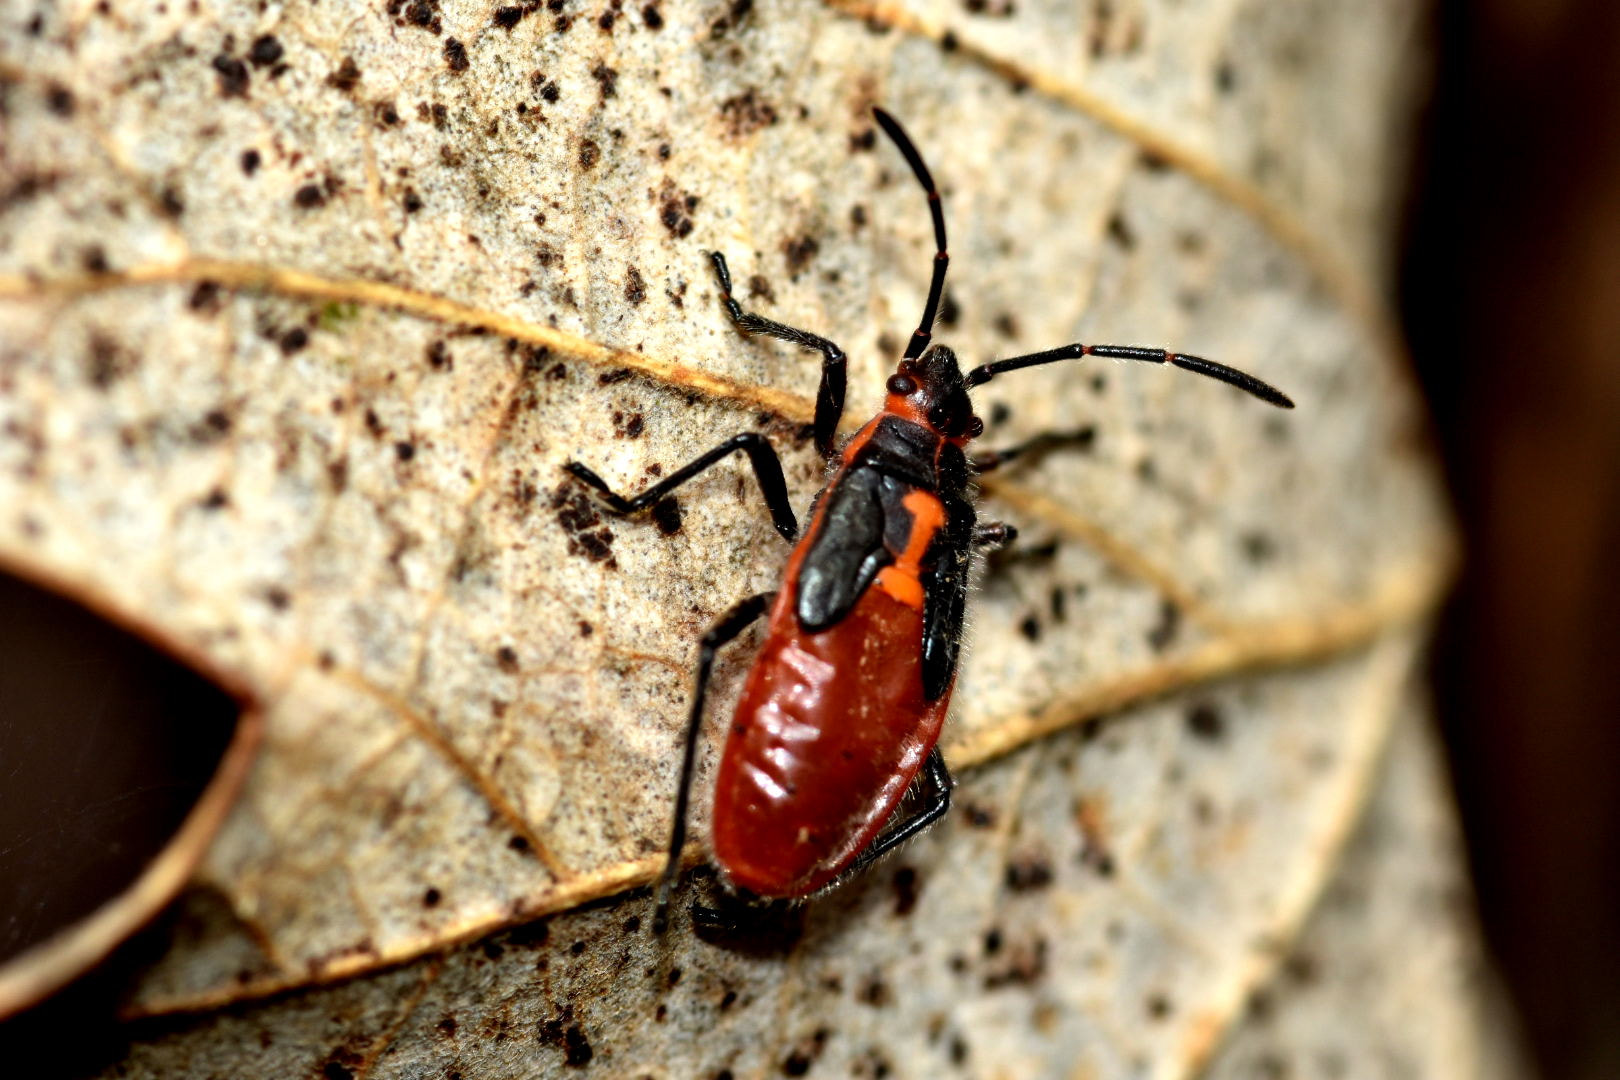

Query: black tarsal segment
[920,493,975,700]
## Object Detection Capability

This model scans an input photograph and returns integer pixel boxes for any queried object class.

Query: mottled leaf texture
[0,0,1506,1075]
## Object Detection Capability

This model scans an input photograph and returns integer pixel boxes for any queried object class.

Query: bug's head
[885,345,984,444]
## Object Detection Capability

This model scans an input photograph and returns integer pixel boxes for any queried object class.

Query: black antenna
[873,108,949,360]
[966,344,1294,408]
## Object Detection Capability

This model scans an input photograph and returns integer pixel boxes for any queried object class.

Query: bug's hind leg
[710,251,847,459]
[837,747,954,882]
[565,432,798,542]
[651,591,777,935]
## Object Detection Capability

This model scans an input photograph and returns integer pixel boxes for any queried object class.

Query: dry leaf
[0,0,1493,1073]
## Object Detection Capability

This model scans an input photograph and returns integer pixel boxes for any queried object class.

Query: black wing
[795,467,894,632]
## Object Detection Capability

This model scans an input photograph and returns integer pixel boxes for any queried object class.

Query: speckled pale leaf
[0,0,1482,1072]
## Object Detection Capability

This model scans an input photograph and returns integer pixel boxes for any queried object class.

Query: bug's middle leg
[710,251,847,459]
[565,432,798,542]
[971,428,1097,475]
[652,590,777,934]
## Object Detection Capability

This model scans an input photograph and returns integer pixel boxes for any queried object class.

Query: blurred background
[1403,1,1620,1076]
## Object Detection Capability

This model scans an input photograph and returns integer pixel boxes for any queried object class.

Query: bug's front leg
[710,251,848,460]
[565,432,798,542]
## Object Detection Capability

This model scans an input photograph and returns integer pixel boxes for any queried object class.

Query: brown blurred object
[1403,2,1620,1077]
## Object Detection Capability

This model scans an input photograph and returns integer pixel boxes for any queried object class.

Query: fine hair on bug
[564,106,1293,935]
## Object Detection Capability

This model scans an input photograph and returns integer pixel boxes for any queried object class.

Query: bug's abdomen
[711,581,951,897]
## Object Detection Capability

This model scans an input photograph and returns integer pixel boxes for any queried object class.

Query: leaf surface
[0,0,1476,1070]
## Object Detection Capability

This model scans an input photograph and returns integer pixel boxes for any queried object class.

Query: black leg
[838,747,953,880]
[710,252,847,459]
[971,427,1097,474]
[972,521,1018,550]
[565,432,798,542]
[872,108,950,361]
[964,344,1294,408]
[653,591,777,935]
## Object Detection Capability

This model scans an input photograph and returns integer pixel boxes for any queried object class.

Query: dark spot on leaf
[892,866,919,916]
[279,327,308,355]
[710,0,753,36]
[213,53,250,97]
[590,62,618,100]
[1106,211,1135,249]
[625,265,647,304]
[552,486,618,568]
[240,148,261,175]
[45,82,75,116]
[597,8,615,31]
[294,183,326,209]
[326,55,362,93]
[81,245,109,274]
[493,6,526,29]
[188,282,224,318]
[249,34,283,67]
[1186,701,1225,741]
[443,37,469,72]
[1146,599,1180,652]
[85,332,133,389]
[942,29,959,51]
[160,185,185,218]
[1017,614,1039,642]
[720,88,777,137]
[658,181,699,237]
[782,234,818,275]
[1241,530,1275,564]
[496,645,520,672]
[423,887,442,907]
[643,4,663,28]
[1004,854,1053,892]
[394,441,415,462]
[508,834,530,852]
[1146,993,1173,1019]
[849,127,876,152]
[562,1026,593,1067]
[651,496,681,535]
[579,138,600,169]
[598,368,633,384]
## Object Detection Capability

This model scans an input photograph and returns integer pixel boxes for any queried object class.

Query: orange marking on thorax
[877,489,944,610]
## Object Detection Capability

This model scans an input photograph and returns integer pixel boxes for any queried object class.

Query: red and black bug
[565,108,1293,932]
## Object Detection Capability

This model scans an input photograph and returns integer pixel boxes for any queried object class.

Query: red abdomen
[710,576,951,898]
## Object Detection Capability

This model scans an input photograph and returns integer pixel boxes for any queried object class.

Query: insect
[565,108,1293,932]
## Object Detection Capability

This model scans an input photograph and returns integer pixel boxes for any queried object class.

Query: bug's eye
[887,374,917,395]
[966,415,984,438]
